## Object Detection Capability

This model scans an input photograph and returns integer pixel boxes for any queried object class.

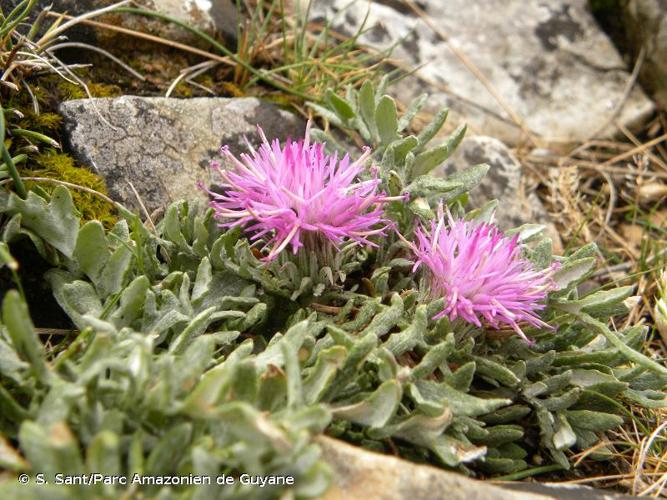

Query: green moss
[57,81,122,100]
[25,152,117,228]
[19,112,62,133]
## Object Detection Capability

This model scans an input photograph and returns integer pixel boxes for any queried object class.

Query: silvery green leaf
[217,402,290,450]
[473,356,521,388]
[541,387,582,411]
[287,405,331,434]
[191,257,213,305]
[383,135,418,167]
[388,170,403,196]
[325,89,355,121]
[358,294,403,338]
[74,221,110,284]
[398,93,428,132]
[405,176,463,197]
[439,163,490,201]
[0,336,28,384]
[369,408,452,440]
[565,410,623,432]
[479,405,532,425]
[416,108,449,149]
[524,237,553,270]
[551,257,596,291]
[332,380,402,428]
[303,346,347,404]
[383,305,427,356]
[282,339,304,409]
[567,242,598,260]
[415,379,511,417]
[145,423,192,475]
[98,245,133,297]
[556,286,634,316]
[570,370,619,389]
[408,384,447,418]
[86,431,121,476]
[307,103,344,128]
[109,275,149,328]
[505,224,546,242]
[431,435,486,467]
[358,80,378,140]
[18,421,59,479]
[443,362,476,392]
[4,187,79,258]
[411,336,454,379]
[407,197,435,220]
[623,388,667,408]
[230,302,267,331]
[375,95,399,145]
[169,306,217,355]
[412,124,466,178]
[475,425,523,446]
[2,291,48,382]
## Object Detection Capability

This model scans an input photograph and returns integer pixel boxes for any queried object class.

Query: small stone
[438,136,548,230]
[59,97,305,213]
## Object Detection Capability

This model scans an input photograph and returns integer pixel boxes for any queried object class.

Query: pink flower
[204,123,396,260]
[409,209,556,342]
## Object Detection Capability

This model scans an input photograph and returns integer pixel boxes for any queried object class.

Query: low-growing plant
[0,82,666,498]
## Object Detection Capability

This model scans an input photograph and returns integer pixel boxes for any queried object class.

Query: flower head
[204,123,395,260]
[409,209,556,342]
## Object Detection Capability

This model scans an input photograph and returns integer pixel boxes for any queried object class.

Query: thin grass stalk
[113,6,314,101]
[0,106,27,198]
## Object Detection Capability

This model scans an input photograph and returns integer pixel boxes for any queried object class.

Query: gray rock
[308,0,655,145]
[622,0,667,106]
[59,96,305,213]
[318,436,633,499]
[318,436,547,500]
[5,0,237,46]
[439,135,549,230]
[131,0,238,46]
[502,482,637,499]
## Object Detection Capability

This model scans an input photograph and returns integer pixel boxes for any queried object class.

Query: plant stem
[0,106,27,198]
[492,464,565,482]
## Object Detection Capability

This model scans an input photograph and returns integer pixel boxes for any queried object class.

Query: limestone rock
[318,436,635,500]
[127,0,238,46]
[308,0,655,145]
[622,0,667,106]
[4,0,237,46]
[318,436,547,500]
[59,96,305,213]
